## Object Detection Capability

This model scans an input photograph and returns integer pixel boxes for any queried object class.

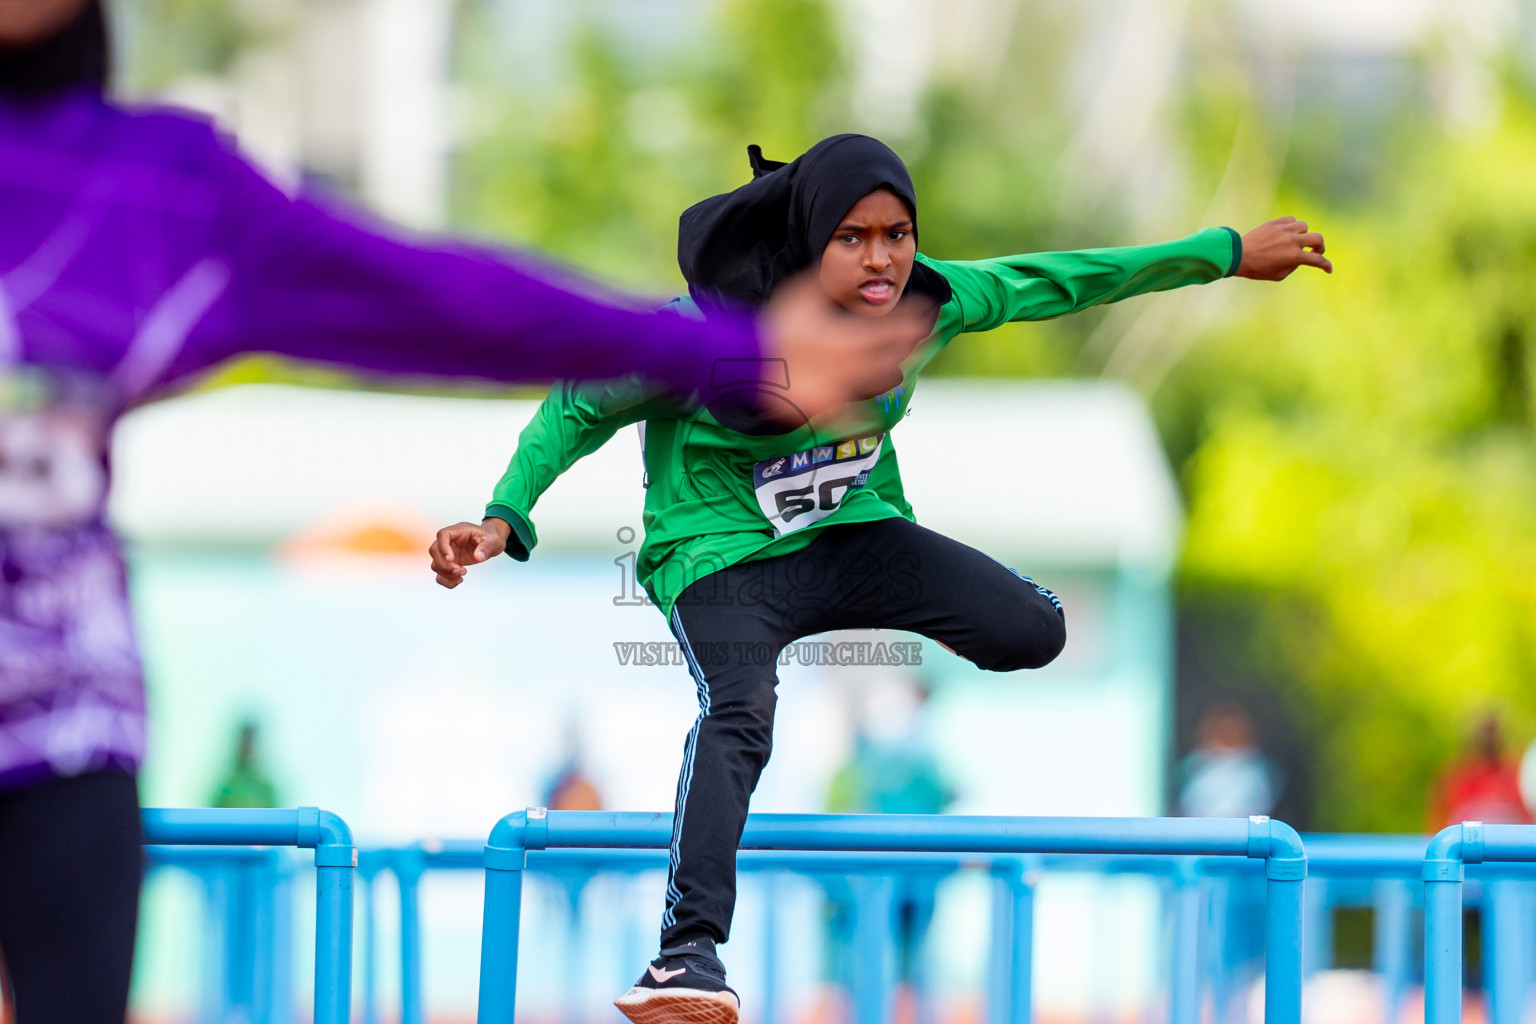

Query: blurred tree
[114,0,262,93]
[1164,83,1536,831]
[449,0,849,292]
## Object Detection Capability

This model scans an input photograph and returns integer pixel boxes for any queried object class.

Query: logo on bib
[751,434,885,536]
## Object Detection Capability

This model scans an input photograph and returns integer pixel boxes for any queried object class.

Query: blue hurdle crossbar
[142,807,356,1024]
[475,810,1307,1024]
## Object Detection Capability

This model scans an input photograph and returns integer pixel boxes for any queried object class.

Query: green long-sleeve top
[485,227,1241,617]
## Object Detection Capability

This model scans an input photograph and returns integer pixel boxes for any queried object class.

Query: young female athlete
[0,2,932,1016]
[430,134,1331,1024]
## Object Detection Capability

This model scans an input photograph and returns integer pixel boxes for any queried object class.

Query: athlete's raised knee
[977,590,1066,672]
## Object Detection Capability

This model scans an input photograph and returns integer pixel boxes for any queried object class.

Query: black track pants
[659,517,1065,948]
[0,770,142,1023]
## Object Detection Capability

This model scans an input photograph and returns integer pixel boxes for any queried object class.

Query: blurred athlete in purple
[0,1,930,1018]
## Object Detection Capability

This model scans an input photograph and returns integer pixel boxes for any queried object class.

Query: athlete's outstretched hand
[1237,217,1332,281]
[758,274,936,424]
[429,518,510,589]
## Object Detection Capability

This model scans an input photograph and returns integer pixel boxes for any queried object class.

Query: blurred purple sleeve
[188,143,761,392]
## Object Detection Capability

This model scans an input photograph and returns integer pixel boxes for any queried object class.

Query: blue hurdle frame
[142,807,356,1024]
[475,810,1307,1024]
[132,811,1536,1024]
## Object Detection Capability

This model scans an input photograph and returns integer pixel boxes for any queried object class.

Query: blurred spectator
[209,719,279,809]
[1518,734,1536,821]
[545,764,604,812]
[826,681,954,817]
[1177,703,1281,818]
[823,679,954,1024]
[541,722,604,812]
[1178,702,1280,999]
[1431,713,1530,829]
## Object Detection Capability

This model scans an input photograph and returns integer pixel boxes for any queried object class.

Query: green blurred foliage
[1167,88,1536,831]
[113,0,257,92]
[450,0,848,291]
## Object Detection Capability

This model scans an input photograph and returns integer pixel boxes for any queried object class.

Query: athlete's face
[817,189,916,318]
[0,0,90,46]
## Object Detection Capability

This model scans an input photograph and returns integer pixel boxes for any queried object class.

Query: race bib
[0,371,109,531]
[752,434,884,536]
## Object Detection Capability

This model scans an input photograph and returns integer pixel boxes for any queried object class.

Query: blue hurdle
[148,815,1536,1024]
[475,810,1308,1024]
[142,807,356,1024]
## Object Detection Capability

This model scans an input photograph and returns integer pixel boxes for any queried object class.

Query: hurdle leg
[478,854,527,1023]
[763,873,781,1024]
[251,853,279,1024]
[1485,879,1523,1024]
[904,881,940,1024]
[1262,872,1304,1024]
[850,874,896,1024]
[231,860,260,1020]
[313,854,355,1024]
[1424,872,1464,1024]
[399,855,426,1024]
[1170,862,1202,1024]
[273,859,295,1024]
[1204,875,1238,1024]
[201,867,231,1024]
[561,874,588,1024]
[988,869,1013,1024]
[312,869,353,1024]
[1009,863,1035,1024]
[361,870,380,1024]
[1372,879,1412,1024]
[1302,878,1332,977]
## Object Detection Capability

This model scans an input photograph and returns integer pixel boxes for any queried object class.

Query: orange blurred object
[278,509,434,559]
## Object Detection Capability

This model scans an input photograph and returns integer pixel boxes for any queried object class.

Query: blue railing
[143,809,1536,1024]
[141,807,356,1024]
[475,810,1308,1024]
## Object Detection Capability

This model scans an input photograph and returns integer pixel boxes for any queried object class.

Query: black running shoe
[614,940,740,1024]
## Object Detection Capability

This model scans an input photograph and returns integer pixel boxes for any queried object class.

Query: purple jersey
[0,89,759,788]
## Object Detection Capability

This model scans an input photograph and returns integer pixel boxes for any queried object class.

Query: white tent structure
[113,380,1181,569]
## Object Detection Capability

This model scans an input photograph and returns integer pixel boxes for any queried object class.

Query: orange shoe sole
[614,987,740,1024]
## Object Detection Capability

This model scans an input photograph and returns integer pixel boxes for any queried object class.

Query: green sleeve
[484,376,681,561]
[924,226,1241,335]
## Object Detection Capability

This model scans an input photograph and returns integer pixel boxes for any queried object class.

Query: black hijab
[0,0,109,97]
[678,133,951,312]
